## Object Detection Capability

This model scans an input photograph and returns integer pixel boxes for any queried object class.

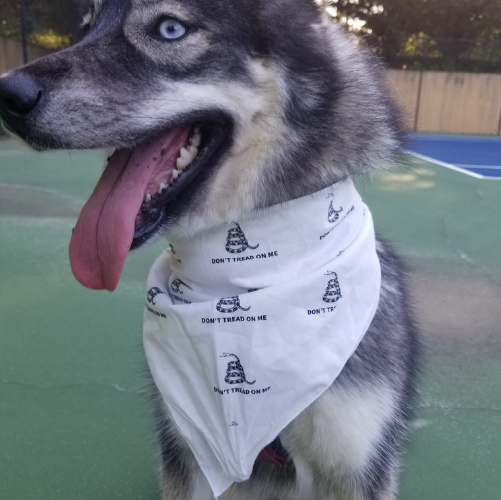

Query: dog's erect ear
[267,0,323,24]
[75,0,93,13]
[75,0,94,29]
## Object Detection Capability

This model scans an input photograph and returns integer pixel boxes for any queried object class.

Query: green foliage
[324,0,501,71]
[0,0,80,49]
[327,0,501,39]
[0,11,21,38]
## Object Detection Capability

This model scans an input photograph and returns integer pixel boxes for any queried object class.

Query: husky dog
[0,0,419,499]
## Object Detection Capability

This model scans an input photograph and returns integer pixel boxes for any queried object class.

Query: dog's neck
[165,180,360,295]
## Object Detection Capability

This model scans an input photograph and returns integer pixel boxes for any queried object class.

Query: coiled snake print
[323,272,342,303]
[216,296,251,313]
[221,353,256,385]
[328,201,343,224]
[225,223,259,254]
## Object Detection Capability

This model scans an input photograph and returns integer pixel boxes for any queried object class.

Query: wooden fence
[1,37,500,135]
[0,37,52,75]
[386,69,501,136]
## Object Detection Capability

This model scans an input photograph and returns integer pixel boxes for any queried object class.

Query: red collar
[257,437,293,466]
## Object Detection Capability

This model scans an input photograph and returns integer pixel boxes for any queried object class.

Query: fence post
[413,70,424,132]
[20,0,28,64]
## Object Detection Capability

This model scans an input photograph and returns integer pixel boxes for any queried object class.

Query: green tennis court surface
[1,138,501,499]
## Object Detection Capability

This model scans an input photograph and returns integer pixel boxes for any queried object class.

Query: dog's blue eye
[158,18,187,40]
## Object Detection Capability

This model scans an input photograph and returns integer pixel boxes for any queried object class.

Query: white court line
[407,151,486,179]
[456,164,501,170]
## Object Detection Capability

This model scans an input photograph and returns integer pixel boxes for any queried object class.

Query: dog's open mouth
[69,122,227,291]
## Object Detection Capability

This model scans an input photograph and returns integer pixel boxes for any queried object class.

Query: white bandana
[143,180,381,497]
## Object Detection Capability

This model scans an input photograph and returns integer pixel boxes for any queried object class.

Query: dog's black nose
[0,72,43,120]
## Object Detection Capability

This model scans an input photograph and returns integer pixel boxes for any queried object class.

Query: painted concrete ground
[1,138,500,499]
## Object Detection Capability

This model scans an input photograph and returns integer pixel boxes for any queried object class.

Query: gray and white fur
[0,0,419,499]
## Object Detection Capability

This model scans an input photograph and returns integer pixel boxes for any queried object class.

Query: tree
[327,0,501,40]
[0,0,81,48]
[323,0,501,71]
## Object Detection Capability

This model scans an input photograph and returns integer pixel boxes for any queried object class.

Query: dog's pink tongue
[69,129,188,291]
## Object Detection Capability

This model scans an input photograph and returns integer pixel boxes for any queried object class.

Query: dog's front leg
[161,455,213,500]
[155,397,213,500]
[280,381,401,500]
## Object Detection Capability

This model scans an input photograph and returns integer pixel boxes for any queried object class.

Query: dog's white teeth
[142,136,201,206]
[179,146,198,168]
[180,147,192,161]
[190,134,201,148]
[177,158,188,170]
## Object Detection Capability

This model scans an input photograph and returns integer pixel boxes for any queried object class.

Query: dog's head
[0,0,402,291]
